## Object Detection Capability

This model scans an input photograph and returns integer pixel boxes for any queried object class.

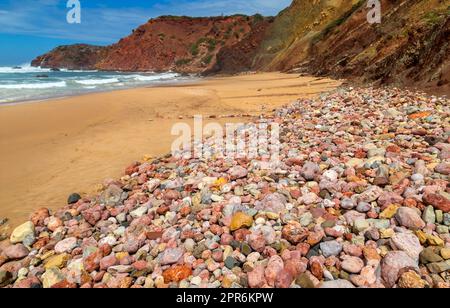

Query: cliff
[253,0,449,93]
[31,44,107,70]
[31,15,272,74]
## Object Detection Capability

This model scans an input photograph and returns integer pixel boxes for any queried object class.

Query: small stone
[435,162,450,175]
[229,165,248,180]
[440,248,450,260]
[380,228,395,239]
[282,221,309,244]
[10,221,34,244]
[54,237,78,254]
[357,186,383,203]
[184,238,195,252]
[265,255,284,287]
[368,219,390,230]
[248,265,266,288]
[436,225,449,234]
[320,279,355,288]
[301,162,320,180]
[299,212,313,227]
[346,158,364,168]
[190,276,202,286]
[395,207,425,230]
[240,243,252,256]
[398,271,428,288]
[100,185,125,206]
[255,217,266,225]
[159,248,184,265]
[356,202,371,213]
[275,269,293,288]
[341,198,355,210]
[47,216,63,232]
[30,208,50,227]
[67,193,82,204]
[423,192,450,213]
[379,204,399,219]
[381,251,418,288]
[41,268,65,288]
[44,253,70,269]
[130,206,148,218]
[320,240,343,257]
[0,271,13,287]
[426,260,450,273]
[230,212,253,231]
[100,255,118,270]
[425,234,445,246]
[390,232,423,261]
[435,210,443,224]
[444,213,450,226]
[422,206,436,224]
[224,256,239,269]
[420,247,443,264]
[3,244,29,259]
[341,257,364,274]
[353,219,370,233]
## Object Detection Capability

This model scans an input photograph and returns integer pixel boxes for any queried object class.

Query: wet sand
[0,72,340,227]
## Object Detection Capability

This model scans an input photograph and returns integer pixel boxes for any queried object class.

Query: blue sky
[0,0,291,66]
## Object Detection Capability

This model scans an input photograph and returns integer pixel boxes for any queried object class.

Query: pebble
[3,244,29,259]
[159,248,184,265]
[44,253,70,269]
[1,87,449,288]
[390,232,423,261]
[54,237,78,254]
[440,248,450,260]
[224,256,239,269]
[398,271,428,288]
[230,212,253,231]
[395,207,426,230]
[67,193,82,204]
[356,202,371,213]
[10,221,34,244]
[341,256,364,274]
[41,268,65,288]
[30,208,49,227]
[320,279,355,288]
[422,206,436,224]
[420,247,443,264]
[320,241,343,257]
[381,251,418,287]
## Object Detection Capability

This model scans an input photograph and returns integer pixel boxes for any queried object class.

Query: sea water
[0,64,193,104]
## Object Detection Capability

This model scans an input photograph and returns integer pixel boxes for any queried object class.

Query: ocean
[0,64,193,104]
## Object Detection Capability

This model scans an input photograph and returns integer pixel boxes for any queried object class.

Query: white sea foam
[133,73,179,81]
[0,64,51,74]
[75,78,119,85]
[0,81,67,89]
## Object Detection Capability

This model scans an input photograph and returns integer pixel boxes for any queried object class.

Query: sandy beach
[0,72,340,227]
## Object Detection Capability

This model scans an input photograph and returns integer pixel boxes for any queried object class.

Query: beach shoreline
[0,72,341,228]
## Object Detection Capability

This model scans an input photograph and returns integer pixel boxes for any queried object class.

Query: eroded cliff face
[252,0,362,71]
[291,0,450,93]
[96,15,271,73]
[252,0,449,93]
[31,15,271,74]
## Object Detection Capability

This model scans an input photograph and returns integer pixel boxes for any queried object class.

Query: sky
[0,0,291,66]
